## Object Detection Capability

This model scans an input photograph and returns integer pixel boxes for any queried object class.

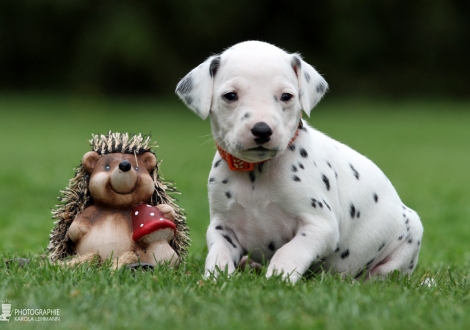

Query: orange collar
[216,119,303,172]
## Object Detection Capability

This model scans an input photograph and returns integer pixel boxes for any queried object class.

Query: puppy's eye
[134,166,139,171]
[104,165,110,171]
[280,93,293,102]
[223,92,238,102]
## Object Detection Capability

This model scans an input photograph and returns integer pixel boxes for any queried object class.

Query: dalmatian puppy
[175,41,423,283]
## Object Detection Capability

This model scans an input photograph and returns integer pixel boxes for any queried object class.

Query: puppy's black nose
[119,160,132,172]
[251,121,272,145]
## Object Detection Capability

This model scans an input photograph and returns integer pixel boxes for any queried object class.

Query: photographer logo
[0,300,12,322]
[1,299,60,322]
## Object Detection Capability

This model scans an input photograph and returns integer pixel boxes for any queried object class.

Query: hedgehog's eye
[105,165,110,171]
[135,166,139,171]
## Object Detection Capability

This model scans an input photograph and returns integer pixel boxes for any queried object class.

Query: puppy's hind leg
[369,243,420,277]
[371,211,423,277]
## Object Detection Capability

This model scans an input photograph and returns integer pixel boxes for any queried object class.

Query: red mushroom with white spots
[132,204,178,266]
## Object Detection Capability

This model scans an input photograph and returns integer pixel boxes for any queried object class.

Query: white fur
[176,41,423,283]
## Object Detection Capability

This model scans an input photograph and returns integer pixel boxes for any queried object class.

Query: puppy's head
[176,41,328,163]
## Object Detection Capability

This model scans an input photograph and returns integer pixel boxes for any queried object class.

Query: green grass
[1,94,470,329]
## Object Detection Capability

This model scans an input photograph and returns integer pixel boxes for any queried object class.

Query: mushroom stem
[140,241,178,266]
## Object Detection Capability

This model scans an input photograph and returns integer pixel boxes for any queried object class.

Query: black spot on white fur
[304,72,311,83]
[299,163,304,169]
[293,175,301,182]
[288,144,296,151]
[292,164,298,172]
[176,74,193,94]
[322,175,330,191]
[214,159,222,168]
[323,200,331,211]
[292,56,302,69]
[184,95,193,105]
[299,148,308,158]
[209,177,215,183]
[215,225,223,230]
[225,191,232,198]
[311,198,327,210]
[311,198,317,208]
[222,178,229,184]
[350,204,356,218]
[223,234,237,248]
[341,249,350,259]
[350,164,359,180]
[316,82,326,94]
[374,193,379,203]
[209,56,221,77]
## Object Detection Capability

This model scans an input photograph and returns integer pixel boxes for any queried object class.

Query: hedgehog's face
[82,151,156,209]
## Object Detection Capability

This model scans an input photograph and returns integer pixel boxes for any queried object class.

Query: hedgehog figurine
[47,131,190,268]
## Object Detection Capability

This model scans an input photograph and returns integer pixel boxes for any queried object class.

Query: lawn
[0,94,469,329]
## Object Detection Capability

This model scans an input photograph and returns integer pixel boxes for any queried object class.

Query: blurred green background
[0,1,469,266]
[0,0,469,97]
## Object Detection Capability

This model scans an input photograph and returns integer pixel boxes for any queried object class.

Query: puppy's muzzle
[251,122,273,145]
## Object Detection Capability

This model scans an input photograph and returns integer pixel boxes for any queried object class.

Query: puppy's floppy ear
[175,55,221,120]
[291,54,328,117]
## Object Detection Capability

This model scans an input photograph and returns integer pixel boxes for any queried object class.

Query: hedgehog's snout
[119,160,132,172]
[110,163,137,194]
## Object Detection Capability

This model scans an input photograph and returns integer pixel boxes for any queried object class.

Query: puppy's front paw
[204,264,235,279]
[266,265,301,283]
[204,253,236,279]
